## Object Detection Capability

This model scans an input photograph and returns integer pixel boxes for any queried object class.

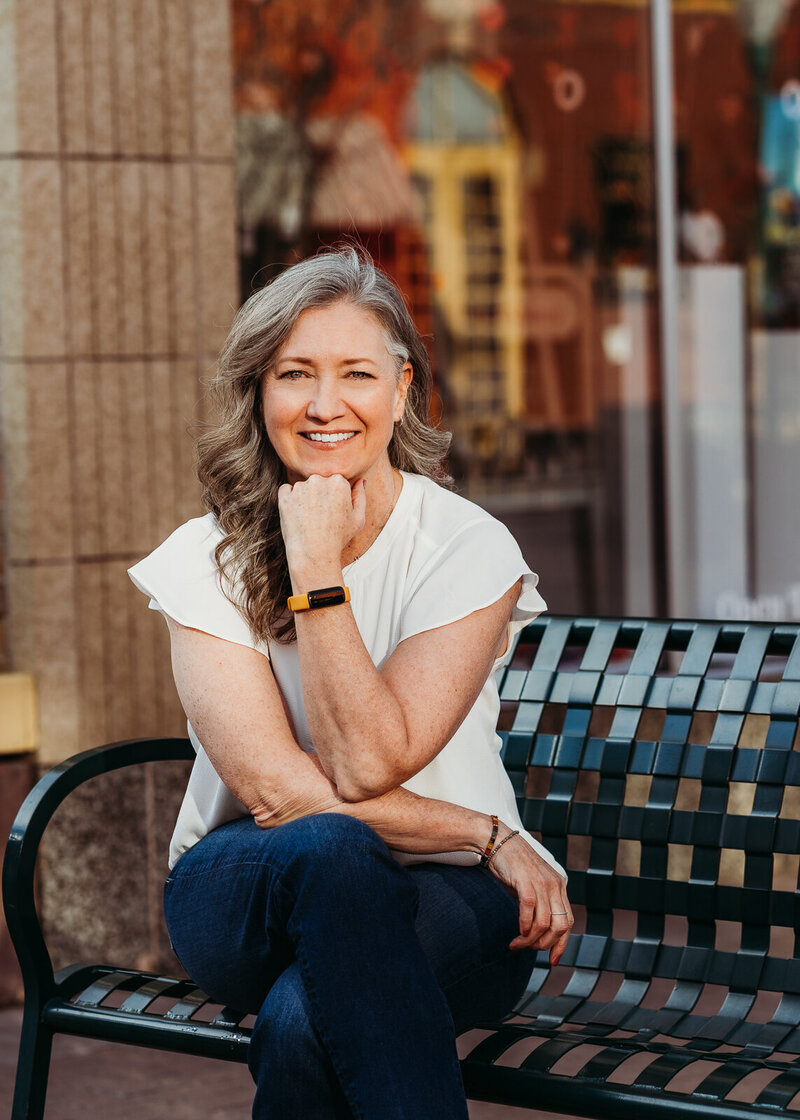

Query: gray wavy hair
[198,246,452,643]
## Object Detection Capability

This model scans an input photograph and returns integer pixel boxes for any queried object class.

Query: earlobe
[394,361,412,423]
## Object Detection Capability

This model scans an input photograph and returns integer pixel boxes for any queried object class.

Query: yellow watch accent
[287,585,351,612]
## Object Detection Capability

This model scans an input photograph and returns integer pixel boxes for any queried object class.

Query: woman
[129,248,572,1120]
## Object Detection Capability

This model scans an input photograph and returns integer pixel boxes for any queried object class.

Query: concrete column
[0,0,238,972]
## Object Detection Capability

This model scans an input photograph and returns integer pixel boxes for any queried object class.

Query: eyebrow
[276,356,378,366]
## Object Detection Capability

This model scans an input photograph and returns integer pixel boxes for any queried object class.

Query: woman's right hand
[486,826,573,963]
[278,473,366,576]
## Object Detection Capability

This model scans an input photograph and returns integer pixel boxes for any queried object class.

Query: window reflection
[232,0,800,622]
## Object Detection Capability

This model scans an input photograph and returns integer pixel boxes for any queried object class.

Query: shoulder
[128,513,225,595]
[402,473,518,561]
[395,476,544,644]
[128,513,259,651]
[142,513,223,562]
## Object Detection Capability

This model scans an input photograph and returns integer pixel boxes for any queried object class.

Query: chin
[289,458,358,482]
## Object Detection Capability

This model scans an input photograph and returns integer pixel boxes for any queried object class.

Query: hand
[486,826,573,963]
[278,474,366,574]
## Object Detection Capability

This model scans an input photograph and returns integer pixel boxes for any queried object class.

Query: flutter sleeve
[398,513,546,659]
[127,514,262,653]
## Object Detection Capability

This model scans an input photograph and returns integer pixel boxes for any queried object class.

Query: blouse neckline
[343,471,416,579]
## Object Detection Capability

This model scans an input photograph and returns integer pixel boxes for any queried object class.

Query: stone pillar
[0,0,239,973]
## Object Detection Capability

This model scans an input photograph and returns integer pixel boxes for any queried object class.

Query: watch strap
[287,585,351,612]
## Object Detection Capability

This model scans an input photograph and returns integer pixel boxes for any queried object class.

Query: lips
[301,431,357,444]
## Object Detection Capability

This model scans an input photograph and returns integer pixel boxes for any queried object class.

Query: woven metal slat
[784,630,800,680]
[753,1066,800,1109]
[679,624,721,678]
[519,1036,585,1073]
[692,1060,764,1101]
[631,1051,700,1090]
[163,986,212,1021]
[580,621,621,673]
[73,971,141,1009]
[119,977,186,1014]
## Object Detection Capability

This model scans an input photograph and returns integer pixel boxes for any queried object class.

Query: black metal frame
[4,618,800,1119]
[1,737,230,1120]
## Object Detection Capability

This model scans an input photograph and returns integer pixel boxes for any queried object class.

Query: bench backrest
[500,616,800,1001]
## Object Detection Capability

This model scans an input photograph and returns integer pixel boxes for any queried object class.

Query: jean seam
[290,933,367,1120]
[167,858,286,882]
[269,846,374,1120]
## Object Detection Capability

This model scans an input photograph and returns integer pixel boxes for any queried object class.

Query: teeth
[305,432,356,443]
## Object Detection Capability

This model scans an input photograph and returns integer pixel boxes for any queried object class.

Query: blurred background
[1,0,799,1021]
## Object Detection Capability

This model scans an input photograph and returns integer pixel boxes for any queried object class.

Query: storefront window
[232,0,800,623]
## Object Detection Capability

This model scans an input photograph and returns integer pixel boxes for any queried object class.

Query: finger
[549,929,571,966]
[517,891,535,942]
[509,920,559,952]
[510,898,573,952]
[544,886,573,960]
[510,900,549,951]
[554,886,574,929]
[510,925,553,951]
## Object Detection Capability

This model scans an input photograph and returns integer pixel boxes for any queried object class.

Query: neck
[342,465,400,566]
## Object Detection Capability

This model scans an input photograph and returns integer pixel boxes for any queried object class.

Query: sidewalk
[0,1005,568,1119]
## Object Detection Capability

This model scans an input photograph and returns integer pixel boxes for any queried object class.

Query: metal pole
[651,0,689,618]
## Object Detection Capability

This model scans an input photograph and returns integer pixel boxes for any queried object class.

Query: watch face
[307,586,346,609]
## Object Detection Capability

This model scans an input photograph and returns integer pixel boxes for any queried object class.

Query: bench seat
[5,616,800,1119]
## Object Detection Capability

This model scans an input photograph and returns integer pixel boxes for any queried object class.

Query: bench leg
[11,1005,53,1120]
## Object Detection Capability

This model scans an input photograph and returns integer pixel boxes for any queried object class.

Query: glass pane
[673,1,800,622]
[751,1,800,622]
[232,0,660,617]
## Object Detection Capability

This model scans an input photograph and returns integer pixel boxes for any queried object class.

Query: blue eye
[278,370,307,380]
[348,370,373,379]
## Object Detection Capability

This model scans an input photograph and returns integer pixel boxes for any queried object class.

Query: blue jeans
[164,814,534,1120]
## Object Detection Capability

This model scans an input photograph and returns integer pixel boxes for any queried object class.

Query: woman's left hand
[278,474,366,574]
[486,828,573,964]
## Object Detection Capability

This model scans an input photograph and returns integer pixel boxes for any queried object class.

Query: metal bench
[5,615,800,1119]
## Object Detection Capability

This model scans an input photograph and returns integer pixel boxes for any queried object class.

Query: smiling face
[261,301,412,485]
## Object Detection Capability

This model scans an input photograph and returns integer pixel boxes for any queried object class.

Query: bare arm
[167,616,491,854]
[166,616,572,960]
[295,576,519,800]
[280,474,520,800]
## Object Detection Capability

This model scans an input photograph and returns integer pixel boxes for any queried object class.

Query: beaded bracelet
[479,815,499,866]
[485,829,519,867]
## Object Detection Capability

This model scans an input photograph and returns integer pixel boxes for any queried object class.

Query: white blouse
[129,471,565,878]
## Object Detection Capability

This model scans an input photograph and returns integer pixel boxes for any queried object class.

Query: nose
[307,376,346,423]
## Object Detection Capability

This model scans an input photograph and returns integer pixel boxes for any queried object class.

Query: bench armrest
[2,737,193,1002]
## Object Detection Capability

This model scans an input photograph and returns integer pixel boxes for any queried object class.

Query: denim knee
[273,813,419,915]
[277,813,393,873]
[278,812,378,856]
